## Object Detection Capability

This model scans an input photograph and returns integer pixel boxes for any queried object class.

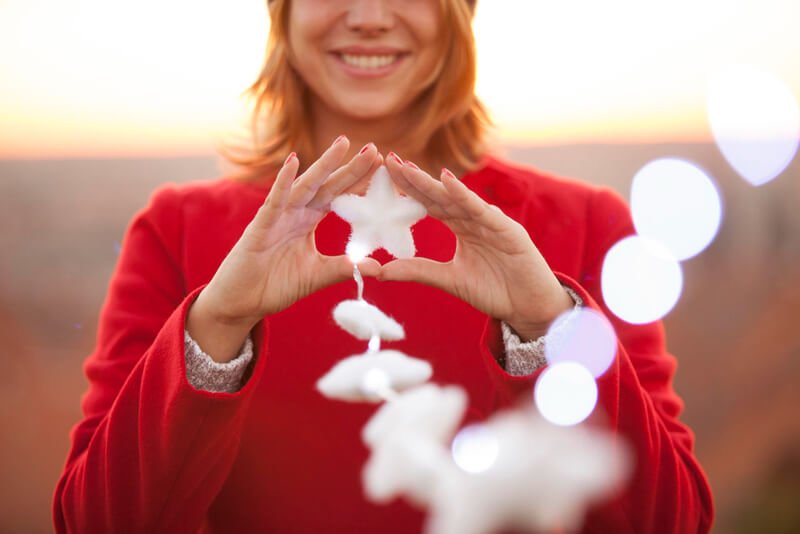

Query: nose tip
[346,1,395,32]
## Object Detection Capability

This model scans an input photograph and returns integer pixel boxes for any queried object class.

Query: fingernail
[405,160,419,170]
[442,167,455,179]
[389,152,403,165]
[359,143,373,155]
[334,134,347,145]
[284,152,296,165]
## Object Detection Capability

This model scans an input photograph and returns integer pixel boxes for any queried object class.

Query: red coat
[53,154,714,533]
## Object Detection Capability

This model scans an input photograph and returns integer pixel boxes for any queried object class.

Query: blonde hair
[221,0,493,181]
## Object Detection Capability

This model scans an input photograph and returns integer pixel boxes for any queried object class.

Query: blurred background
[1,0,799,531]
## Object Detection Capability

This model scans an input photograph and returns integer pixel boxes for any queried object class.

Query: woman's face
[287,0,442,122]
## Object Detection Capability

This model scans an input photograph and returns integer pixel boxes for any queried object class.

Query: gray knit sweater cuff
[184,330,253,393]
[500,286,584,376]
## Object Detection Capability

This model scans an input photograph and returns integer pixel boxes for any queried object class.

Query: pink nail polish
[389,152,403,165]
[334,134,347,145]
[284,152,296,165]
[442,167,455,179]
[405,160,419,170]
[359,143,372,155]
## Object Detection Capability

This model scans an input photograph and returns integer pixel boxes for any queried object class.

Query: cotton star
[331,165,427,260]
[426,411,631,534]
[362,385,468,505]
[316,350,433,403]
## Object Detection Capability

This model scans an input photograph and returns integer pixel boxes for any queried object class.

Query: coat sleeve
[478,187,714,533]
[52,184,269,533]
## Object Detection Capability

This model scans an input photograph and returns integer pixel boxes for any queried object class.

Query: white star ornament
[331,165,427,260]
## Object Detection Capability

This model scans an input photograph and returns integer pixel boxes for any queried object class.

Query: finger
[266,152,299,210]
[314,255,382,290]
[397,158,452,207]
[288,135,350,207]
[254,152,299,227]
[440,168,508,232]
[308,143,378,209]
[378,257,453,294]
[384,153,448,219]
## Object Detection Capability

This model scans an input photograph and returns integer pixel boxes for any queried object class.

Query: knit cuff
[501,286,583,376]
[184,330,254,393]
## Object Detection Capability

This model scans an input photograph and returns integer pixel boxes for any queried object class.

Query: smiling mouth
[333,52,408,70]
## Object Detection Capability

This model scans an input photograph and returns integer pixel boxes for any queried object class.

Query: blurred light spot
[601,236,683,324]
[347,241,369,263]
[367,334,381,353]
[534,362,598,426]
[708,64,800,186]
[545,308,617,378]
[361,368,391,397]
[113,241,121,256]
[451,424,499,473]
[630,158,723,261]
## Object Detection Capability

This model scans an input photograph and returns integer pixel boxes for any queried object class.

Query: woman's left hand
[380,153,574,341]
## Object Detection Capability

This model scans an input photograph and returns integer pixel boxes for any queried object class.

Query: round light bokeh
[361,368,391,397]
[534,362,598,426]
[708,64,800,186]
[451,424,499,474]
[601,236,683,324]
[545,307,618,378]
[630,158,723,261]
[346,241,370,263]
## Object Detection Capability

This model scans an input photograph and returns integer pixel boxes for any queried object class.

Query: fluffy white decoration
[362,385,468,505]
[364,433,449,506]
[331,165,427,259]
[333,299,405,341]
[363,384,467,449]
[316,351,433,403]
[426,411,631,534]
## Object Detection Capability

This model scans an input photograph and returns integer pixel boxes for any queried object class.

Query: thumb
[315,255,382,289]
[379,258,452,293]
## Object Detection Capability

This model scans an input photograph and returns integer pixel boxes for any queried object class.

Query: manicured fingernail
[359,143,373,154]
[334,134,347,145]
[389,152,403,165]
[405,160,419,170]
[284,152,296,165]
[442,167,455,179]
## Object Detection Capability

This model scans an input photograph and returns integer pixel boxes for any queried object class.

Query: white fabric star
[316,350,433,403]
[333,299,405,341]
[426,411,631,534]
[331,165,427,260]
[362,385,468,505]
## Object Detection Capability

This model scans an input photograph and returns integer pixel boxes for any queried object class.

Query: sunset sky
[1,0,798,158]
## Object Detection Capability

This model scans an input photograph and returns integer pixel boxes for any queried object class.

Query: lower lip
[330,53,407,79]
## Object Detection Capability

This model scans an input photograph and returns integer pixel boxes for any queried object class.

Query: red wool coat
[53,154,714,533]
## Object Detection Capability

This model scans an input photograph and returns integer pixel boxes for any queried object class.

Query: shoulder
[473,153,631,229]
[141,175,265,222]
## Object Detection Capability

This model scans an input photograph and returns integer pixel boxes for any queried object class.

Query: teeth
[340,53,400,69]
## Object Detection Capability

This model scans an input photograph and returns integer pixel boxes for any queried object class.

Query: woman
[53,0,714,532]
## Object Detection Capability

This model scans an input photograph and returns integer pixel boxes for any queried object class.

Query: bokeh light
[368,334,381,353]
[601,236,683,324]
[545,308,618,378]
[630,158,723,261]
[451,424,499,474]
[708,64,800,186]
[361,368,391,398]
[534,362,598,426]
[347,241,369,263]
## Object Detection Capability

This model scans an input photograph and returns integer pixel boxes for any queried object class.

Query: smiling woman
[224,0,489,179]
[52,1,713,533]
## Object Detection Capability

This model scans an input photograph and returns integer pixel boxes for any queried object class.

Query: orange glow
[0,0,798,158]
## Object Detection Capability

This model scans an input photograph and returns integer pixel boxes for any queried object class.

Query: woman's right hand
[186,136,382,362]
